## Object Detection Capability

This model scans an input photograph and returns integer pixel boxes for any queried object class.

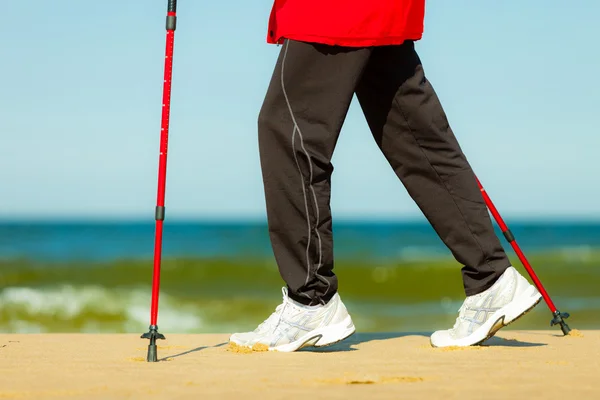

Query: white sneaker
[430,266,542,347]
[229,287,356,352]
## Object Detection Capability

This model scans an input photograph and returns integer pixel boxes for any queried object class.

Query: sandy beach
[0,330,598,399]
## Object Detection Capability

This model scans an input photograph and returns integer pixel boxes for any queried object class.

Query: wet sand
[0,330,598,399]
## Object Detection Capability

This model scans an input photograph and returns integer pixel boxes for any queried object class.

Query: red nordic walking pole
[141,0,178,362]
[475,176,572,335]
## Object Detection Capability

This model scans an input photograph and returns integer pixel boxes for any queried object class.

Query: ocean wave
[0,285,203,334]
[1,253,599,333]
[2,283,600,334]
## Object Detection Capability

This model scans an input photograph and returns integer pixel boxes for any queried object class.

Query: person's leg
[355,41,509,296]
[229,40,370,351]
[258,40,370,306]
[355,41,541,347]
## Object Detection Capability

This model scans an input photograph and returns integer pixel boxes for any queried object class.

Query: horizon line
[1,215,600,224]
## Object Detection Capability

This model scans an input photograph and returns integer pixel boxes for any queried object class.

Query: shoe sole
[270,315,356,353]
[431,285,542,348]
[475,292,542,345]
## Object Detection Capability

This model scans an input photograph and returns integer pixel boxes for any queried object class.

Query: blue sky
[1,0,599,221]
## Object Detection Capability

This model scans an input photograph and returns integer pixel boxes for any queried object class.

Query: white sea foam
[0,285,204,334]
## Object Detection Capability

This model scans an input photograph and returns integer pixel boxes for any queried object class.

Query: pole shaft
[150,4,177,327]
[476,177,558,313]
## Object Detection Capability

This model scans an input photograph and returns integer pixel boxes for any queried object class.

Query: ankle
[286,287,336,307]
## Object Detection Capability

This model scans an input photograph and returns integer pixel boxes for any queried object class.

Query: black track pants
[258,40,510,306]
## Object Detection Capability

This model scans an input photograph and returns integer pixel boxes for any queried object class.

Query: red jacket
[267,0,426,47]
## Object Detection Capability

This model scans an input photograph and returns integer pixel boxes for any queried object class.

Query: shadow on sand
[302,332,429,353]
[159,332,547,359]
[303,332,547,352]
[159,342,227,361]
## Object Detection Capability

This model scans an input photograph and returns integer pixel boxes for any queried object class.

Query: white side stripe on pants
[280,40,329,303]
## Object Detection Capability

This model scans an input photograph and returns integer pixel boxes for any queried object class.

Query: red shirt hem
[267,32,424,47]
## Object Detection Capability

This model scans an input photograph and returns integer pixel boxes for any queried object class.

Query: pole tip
[551,311,571,336]
[147,344,158,362]
[141,325,165,362]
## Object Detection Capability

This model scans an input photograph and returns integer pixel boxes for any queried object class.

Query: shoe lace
[451,300,470,332]
[255,287,291,333]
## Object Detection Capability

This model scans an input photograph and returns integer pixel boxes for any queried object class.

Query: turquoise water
[3,220,600,261]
